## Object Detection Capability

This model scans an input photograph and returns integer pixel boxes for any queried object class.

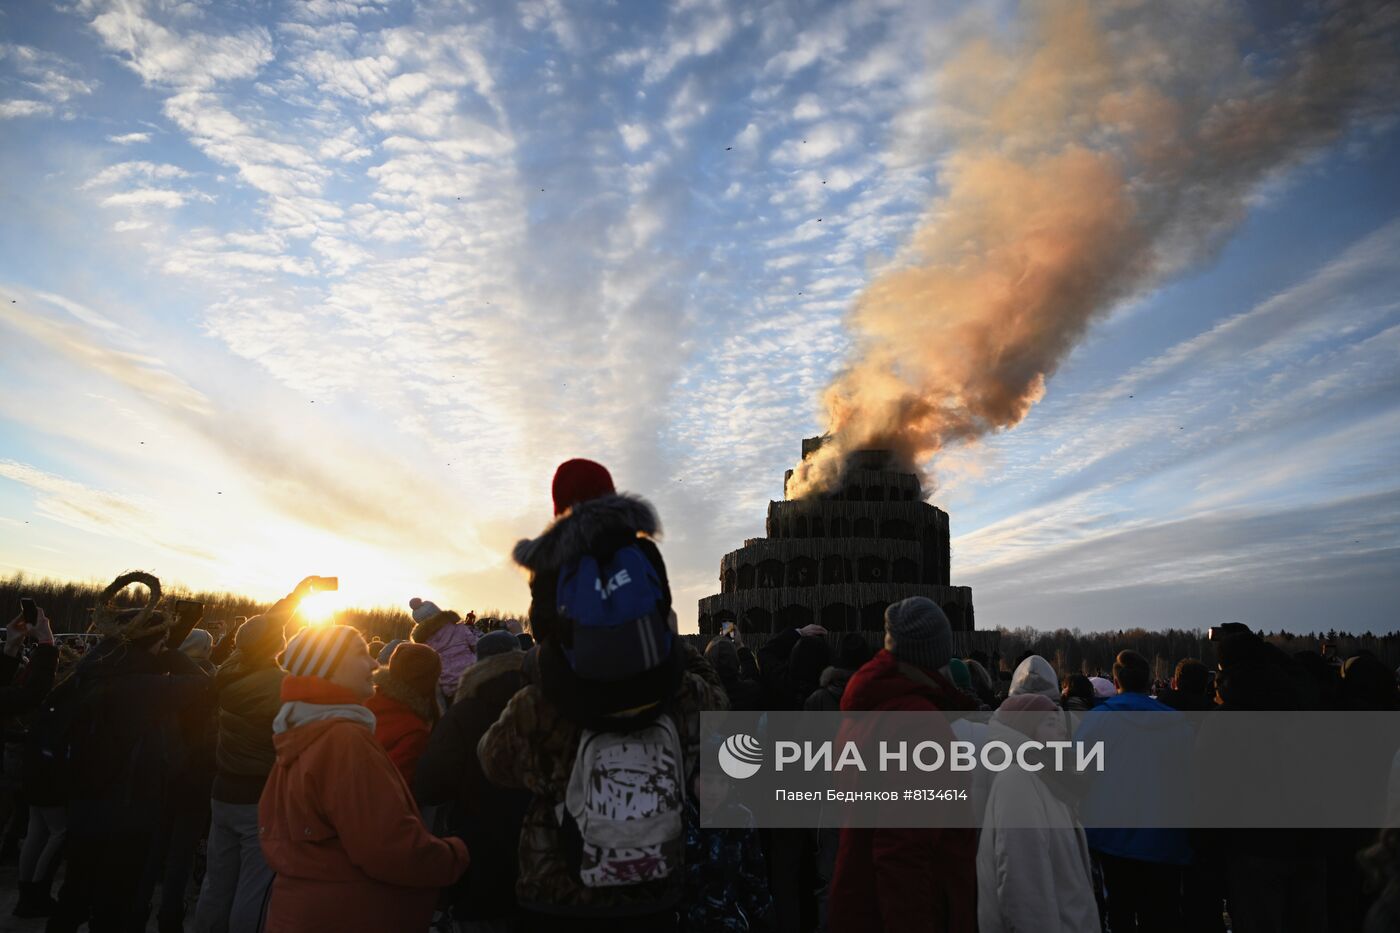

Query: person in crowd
[680,736,772,933]
[828,597,977,933]
[964,658,997,709]
[945,657,987,711]
[194,604,291,933]
[806,634,873,713]
[1089,676,1115,701]
[976,693,1099,933]
[366,641,440,785]
[802,633,874,929]
[209,618,244,669]
[1075,650,1193,933]
[1,606,58,715]
[142,627,221,932]
[757,623,829,932]
[414,629,530,932]
[366,637,385,659]
[1326,650,1397,931]
[1293,651,1343,710]
[258,623,469,933]
[47,581,215,933]
[478,458,727,933]
[1204,628,1334,933]
[1149,661,1220,929]
[377,638,404,665]
[706,635,763,712]
[1343,652,1400,712]
[1061,673,1096,711]
[180,628,218,675]
[1155,659,1214,711]
[1007,654,1060,704]
[758,623,831,712]
[7,606,60,918]
[408,597,479,707]
[1360,828,1400,933]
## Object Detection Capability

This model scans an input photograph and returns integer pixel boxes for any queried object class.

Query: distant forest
[3,573,1395,672]
[995,625,1400,678]
[0,572,524,644]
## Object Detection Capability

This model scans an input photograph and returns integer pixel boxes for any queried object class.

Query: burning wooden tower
[697,436,975,638]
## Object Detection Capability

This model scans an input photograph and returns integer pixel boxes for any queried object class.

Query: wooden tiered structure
[697,437,975,638]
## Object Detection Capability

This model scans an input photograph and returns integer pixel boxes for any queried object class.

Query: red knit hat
[552,458,616,515]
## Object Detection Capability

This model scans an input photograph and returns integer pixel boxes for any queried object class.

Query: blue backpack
[556,543,672,681]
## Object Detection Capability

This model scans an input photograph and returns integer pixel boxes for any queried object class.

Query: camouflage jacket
[478,642,728,917]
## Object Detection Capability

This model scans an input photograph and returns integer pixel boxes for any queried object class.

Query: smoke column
[789,0,1399,498]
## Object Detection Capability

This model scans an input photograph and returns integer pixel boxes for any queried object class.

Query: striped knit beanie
[281,624,363,679]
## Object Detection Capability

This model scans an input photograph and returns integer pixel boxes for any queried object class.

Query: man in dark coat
[47,609,214,933]
[414,629,530,926]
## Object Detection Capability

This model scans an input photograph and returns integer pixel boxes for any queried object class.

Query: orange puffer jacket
[258,678,469,933]
[366,688,431,786]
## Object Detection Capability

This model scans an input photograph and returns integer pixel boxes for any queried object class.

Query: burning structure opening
[698,437,983,650]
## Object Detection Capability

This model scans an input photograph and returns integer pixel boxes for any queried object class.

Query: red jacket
[258,678,468,933]
[366,689,431,786]
[829,650,977,933]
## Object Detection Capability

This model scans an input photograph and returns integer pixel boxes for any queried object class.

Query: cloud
[107,131,152,145]
[0,43,97,114]
[770,121,858,164]
[0,100,50,119]
[83,161,191,188]
[101,188,189,209]
[79,0,274,89]
[619,123,650,152]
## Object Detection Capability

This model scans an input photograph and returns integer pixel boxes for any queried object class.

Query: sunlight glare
[297,590,342,625]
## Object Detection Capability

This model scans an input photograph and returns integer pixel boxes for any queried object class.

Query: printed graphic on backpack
[564,714,686,888]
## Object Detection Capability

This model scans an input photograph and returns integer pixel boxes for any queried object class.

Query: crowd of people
[0,457,1397,932]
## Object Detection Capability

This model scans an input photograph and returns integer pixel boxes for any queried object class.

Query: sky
[1,0,1398,634]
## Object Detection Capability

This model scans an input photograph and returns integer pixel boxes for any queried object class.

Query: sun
[297,591,342,625]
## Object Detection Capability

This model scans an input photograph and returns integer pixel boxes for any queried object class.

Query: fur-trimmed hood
[454,648,524,703]
[410,609,461,645]
[820,665,854,692]
[512,492,660,573]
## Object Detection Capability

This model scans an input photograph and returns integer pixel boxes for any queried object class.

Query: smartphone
[175,599,205,625]
[169,599,205,646]
[19,597,37,627]
[312,576,339,592]
[720,620,737,639]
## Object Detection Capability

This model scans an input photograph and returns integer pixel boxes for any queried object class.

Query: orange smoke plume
[789,0,1398,497]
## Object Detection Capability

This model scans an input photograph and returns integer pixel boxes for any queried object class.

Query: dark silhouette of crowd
[0,459,1396,932]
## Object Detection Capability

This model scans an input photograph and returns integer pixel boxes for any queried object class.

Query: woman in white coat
[976,693,1100,933]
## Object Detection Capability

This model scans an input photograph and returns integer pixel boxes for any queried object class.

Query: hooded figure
[976,694,1099,933]
[1008,654,1060,703]
[258,625,468,933]
[478,460,728,926]
[828,598,976,933]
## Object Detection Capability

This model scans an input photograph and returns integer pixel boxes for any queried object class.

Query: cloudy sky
[1,0,1397,634]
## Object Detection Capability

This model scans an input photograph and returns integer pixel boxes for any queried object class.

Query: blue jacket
[1075,692,1193,865]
